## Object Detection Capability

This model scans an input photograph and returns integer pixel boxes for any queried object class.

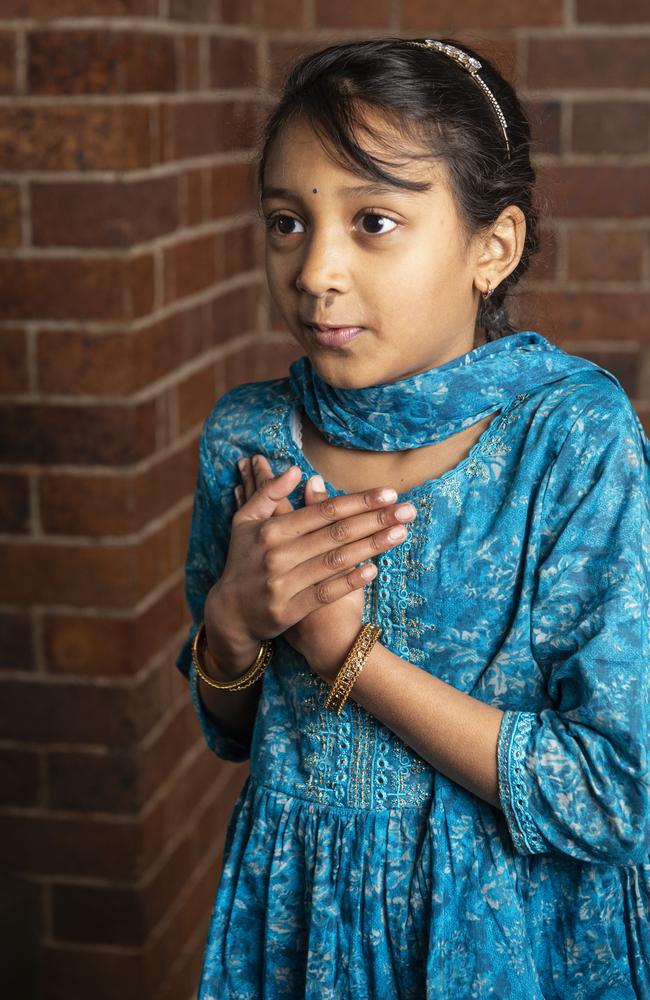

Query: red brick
[221,0,254,22]
[0,541,134,606]
[52,836,193,945]
[36,304,211,398]
[527,37,650,89]
[39,471,137,536]
[41,944,143,1000]
[211,161,255,219]
[39,439,197,536]
[168,0,220,18]
[0,812,140,879]
[214,223,259,282]
[142,862,217,996]
[0,748,40,806]
[208,283,261,346]
[48,748,140,813]
[52,881,144,946]
[37,329,134,396]
[176,362,217,435]
[0,397,158,465]
[164,231,216,303]
[0,329,28,392]
[267,39,326,91]
[139,744,222,871]
[402,0,563,27]
[454,36,517,80]
[517,290,650,343]
[0,473,29,533]
[567,228,645,282]
[3,1,156,13]
[315,0,390,26]
[0,183,21,249]
[181,167,206,226]
[27,31,176,96]
[0,33,16,95]
[139,701,197,805]
[0,105,155,172]
[0,253,154,320]
[572,101,650,155]
[210,36,257,88]
[165,99,256,160]
[42,580,187,676]
[577,0,650,21]
[538,164,650,220]
[31,176,179,248]
[260,0,305,28]
[0,660,177,746]
[0,513,188,609]
[526,227,558,283]
[179,34,201,91]
[526,100,561,156]
[0,611,34,672]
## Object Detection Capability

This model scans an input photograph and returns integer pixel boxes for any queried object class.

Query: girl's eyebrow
[261,182,420,202]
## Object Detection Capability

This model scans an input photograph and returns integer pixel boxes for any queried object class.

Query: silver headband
[407,39,511,158]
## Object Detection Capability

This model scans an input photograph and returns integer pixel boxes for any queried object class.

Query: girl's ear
[473,205,526,293]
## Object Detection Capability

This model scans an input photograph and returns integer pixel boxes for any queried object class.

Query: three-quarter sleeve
[497,386,650,865]
[175,422,252,763]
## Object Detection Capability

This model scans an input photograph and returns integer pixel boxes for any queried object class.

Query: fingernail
[395,503,416,521]
[377,488,397,503]
[252,455,260,468]
[311,475,326,492]
[237,458,246,472]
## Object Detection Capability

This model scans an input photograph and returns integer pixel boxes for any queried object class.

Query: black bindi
[312,187,318,193]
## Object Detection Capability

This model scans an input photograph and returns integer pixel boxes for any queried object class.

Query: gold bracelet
[191,620,273,692]
[324,622,383,715]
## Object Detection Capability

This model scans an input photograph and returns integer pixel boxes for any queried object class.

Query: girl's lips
[306,325,366,347]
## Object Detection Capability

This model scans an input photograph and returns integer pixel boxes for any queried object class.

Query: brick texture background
[1,2,649,998]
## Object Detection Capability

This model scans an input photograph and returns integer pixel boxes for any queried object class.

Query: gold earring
[481,278,494,300]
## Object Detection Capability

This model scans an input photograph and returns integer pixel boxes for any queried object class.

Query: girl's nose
[295,231,349,297]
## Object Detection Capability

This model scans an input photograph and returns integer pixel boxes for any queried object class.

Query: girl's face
[261,114,493,390]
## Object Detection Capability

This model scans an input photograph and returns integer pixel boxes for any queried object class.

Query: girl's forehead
[265,116,441,190]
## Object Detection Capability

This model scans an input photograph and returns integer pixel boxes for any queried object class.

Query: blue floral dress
[176,338,650,999]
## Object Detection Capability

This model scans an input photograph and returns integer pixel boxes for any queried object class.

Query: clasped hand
[206,454,416,683]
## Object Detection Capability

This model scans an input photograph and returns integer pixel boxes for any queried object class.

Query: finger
[262,494,416,571]
[233,461,303,522]
[237,458,256,503]
[250,454,295,516]
[304,473,327,506]
[285,518,410,596]
[265,484,405,543]
[234,484,244,509]
[291,559,379,619]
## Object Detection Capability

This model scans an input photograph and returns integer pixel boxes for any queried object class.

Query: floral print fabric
[177,342,650,999]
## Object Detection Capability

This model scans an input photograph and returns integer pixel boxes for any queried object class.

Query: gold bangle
[191,620,273,691]
[324,622,382,715]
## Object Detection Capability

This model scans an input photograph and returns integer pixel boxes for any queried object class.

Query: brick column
[1,3,648,1000]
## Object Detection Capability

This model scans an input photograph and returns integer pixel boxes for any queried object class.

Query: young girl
[177,37,650,999]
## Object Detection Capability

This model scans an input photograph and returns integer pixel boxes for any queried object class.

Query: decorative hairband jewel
[407,39,511,158]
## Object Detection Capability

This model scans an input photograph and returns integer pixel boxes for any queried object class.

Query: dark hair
[256,37,541,342]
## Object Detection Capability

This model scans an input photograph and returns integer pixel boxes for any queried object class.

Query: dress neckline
[281,394,524,504]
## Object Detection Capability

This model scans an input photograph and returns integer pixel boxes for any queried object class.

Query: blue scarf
[288,331,622,452]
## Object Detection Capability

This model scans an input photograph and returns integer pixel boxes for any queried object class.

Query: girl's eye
[358,213,398,236]
[263,212,398,237]
[264,214,305,236]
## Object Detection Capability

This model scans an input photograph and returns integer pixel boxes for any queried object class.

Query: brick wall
[0,2,648,998]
